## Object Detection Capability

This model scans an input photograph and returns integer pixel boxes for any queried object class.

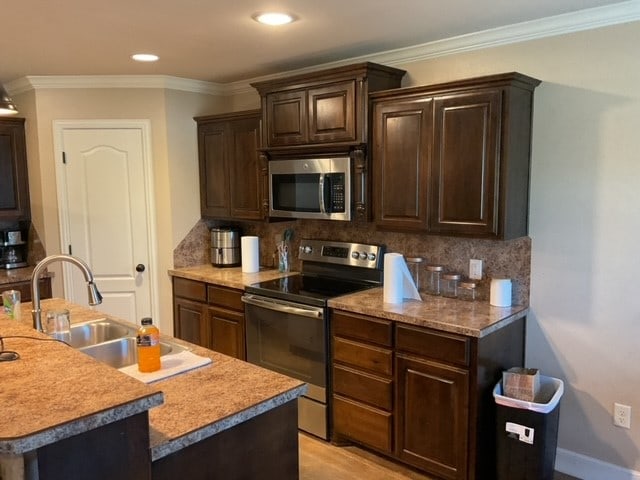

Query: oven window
[245,302,326,388]
[271,173,321,212]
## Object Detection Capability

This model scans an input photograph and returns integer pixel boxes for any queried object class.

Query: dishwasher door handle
[241,294,324,319]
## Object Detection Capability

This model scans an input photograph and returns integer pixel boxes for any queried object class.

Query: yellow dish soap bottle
[137,317,161,372]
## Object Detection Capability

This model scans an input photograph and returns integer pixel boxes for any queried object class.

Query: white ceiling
[1,0,635,86]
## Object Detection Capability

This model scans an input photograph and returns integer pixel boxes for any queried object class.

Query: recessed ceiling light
[131,53,159,62]
[253,12,295,26]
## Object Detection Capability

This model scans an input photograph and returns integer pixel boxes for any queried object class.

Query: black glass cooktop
[245,274,377,307]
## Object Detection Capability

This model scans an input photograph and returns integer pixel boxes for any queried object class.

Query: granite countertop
[171,264,527,338]
[168,264,298,290]
[0,305,163,455]
[3,298,306,462]
[328,287,528,338]
[146,344,306,461]
[0,266,53,285]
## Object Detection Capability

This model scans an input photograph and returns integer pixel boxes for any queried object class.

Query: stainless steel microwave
[269,157,351,221]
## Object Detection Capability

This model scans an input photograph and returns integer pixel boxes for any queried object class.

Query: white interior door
[54,121,156,324]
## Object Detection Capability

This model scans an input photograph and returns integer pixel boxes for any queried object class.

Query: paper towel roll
[384,253,422,304]
[490,278,512,307]
[241,236,260,273]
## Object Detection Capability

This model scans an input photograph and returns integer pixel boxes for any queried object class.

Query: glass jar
[424,264,445,296]
[405,256,424,290]
[441,273,463,298]
[458,279,479,301]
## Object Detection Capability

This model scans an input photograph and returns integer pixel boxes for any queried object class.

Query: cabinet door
[228,115,262,220]
[373,98,433,231]
[198,121,230,218]
[207,306,245,360]
[307,80,356,144]
[430,90,501,236]
[396,354,469,480]
[173,297,209,349]
[265,90,307,146]
[0,118,30,220]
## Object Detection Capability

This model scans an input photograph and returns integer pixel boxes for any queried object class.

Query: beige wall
[391,22,640,470]
[14,87,224,334]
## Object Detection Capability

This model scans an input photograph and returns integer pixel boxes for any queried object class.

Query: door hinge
[62,151,67,164]
[68,245,72,255]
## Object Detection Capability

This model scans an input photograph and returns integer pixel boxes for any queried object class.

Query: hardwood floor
[298,433,580,480]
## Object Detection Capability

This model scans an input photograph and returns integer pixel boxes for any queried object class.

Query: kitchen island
[0,299,306,480]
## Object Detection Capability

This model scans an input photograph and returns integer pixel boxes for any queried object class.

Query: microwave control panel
[327,173,345,212]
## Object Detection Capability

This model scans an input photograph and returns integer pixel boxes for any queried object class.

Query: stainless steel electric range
[241,239,385,439]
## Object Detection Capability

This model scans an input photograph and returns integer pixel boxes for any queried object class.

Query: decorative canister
[458,279,479,301]
[424,264,445,296]
[405,256,424,291]
[441,273,463,298]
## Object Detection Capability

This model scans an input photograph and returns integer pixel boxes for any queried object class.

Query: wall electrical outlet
[614,403,631,429]
[469,259,483,280]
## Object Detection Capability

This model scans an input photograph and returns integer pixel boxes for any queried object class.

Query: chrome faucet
[31,254,103,332]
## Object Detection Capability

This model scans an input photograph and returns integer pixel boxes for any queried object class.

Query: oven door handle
[241,294,324,319]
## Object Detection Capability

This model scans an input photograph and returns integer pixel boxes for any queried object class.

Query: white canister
[490,278,512,307]
[241,236,260,273]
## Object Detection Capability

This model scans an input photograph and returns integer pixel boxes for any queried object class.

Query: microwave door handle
[318,174,327,214]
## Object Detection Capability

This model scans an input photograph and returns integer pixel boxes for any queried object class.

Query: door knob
[136,264,146,273]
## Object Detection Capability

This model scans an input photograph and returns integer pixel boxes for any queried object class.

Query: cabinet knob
[136,264,146,273]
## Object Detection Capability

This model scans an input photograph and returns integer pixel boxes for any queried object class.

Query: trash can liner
[493,375,564,414]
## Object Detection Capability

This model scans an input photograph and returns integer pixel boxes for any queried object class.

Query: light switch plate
[469,259,483,280]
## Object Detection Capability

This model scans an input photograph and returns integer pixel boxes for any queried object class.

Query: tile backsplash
[174,219,531,306]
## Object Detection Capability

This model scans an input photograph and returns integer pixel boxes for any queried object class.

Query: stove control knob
[369,253,376,261]
[301,245,313,254]
[351,251,360,259]
[360,252,369,260]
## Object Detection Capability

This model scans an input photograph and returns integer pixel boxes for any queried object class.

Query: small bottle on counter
[458,279,479,301]
[137,317,161,373]
[441,273,463,298]
[424,264,445,296]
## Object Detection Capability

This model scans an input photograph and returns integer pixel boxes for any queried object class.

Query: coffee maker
[1,226,28,269]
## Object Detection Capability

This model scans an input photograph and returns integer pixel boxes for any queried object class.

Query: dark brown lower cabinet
[396,354,469,480]
[152,400,299,480]
[331,308,525,480]
[172,277,245,360]
[208,305,245,359]
[173,296,208,348]
[37,412,150,480]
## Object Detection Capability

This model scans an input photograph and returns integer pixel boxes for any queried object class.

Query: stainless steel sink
[78,336,189,369]
[69,319,137,348]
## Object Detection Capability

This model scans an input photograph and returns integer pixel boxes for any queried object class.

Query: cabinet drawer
[333,337,392,376]
[333,364,392,411]
[207,285,243,311]
[332,310,392,347]
[333,394,392,453]
[172,277,206,302]
[396,324,470,367]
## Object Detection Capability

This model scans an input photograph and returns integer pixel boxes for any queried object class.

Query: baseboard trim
[556,448,640,480]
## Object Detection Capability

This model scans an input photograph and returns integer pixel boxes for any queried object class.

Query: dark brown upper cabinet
[251,62,406,152]
[371,72,540,240]
[0,117,30,221]
[195,110,264,220]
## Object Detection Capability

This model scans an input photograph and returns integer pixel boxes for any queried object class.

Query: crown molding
[7,75,226,96]
[7,0,640,97]
[231,0,640,92]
